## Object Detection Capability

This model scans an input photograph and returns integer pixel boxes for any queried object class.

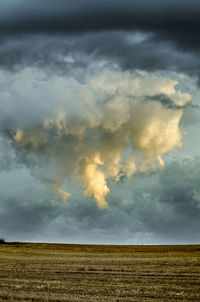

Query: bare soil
[0,243,200,301]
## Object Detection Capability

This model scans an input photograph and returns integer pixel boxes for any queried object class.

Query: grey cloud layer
[0,32,200,83]
[1,157,200,243]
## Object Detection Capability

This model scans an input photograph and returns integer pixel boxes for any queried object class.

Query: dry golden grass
[0,243,200,301]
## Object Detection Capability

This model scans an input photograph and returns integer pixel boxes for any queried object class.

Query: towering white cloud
[3,67,191,207]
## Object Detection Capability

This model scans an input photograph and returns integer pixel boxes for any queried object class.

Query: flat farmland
[0,243,200,301]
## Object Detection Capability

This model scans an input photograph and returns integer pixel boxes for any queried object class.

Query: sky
[1,0,200,244]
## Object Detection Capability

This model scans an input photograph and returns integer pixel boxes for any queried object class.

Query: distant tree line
[0,238,5,244]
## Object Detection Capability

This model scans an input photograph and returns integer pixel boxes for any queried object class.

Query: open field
[0,243,200,301]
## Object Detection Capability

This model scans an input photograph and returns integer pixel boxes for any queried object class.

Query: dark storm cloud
[0,1,200,79]
[1,0,200,39]
[1,0,200,55]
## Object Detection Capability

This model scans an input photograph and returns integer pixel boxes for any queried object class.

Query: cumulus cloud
[0,67,191,207]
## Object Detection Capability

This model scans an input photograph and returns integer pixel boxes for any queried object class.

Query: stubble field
[0,243,200,301]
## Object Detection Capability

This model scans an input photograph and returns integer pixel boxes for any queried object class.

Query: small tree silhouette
[0,238,5,244]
